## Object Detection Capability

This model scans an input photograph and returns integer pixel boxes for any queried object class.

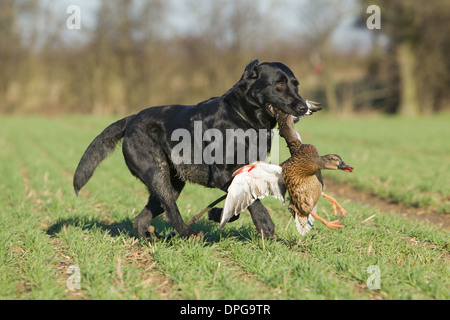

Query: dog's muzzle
[266,103,308,123]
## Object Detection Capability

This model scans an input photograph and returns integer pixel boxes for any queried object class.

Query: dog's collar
[231,106,272,138]
[232,106,251,125]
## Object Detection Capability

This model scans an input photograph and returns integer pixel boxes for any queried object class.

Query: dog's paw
[188,231,205,242]
[179,227,198,238]
[179,229,205,242]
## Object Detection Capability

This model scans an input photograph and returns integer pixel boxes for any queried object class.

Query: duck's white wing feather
[219,162,285,229]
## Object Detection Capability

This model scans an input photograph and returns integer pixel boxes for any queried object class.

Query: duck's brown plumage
[282,144,322,214]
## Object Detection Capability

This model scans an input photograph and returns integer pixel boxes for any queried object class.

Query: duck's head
[321,154,354,172]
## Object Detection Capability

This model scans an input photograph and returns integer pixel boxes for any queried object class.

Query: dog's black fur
[73,60,311,239]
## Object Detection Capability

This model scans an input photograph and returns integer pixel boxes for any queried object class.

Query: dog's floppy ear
[241,59,259,80]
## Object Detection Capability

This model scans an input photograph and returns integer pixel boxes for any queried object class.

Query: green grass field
[0,114,449,300]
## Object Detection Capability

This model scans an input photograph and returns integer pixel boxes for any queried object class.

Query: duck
[219,111,353,235]
[276,110,350,220]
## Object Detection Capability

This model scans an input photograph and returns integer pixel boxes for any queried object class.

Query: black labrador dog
[73,60,315,239]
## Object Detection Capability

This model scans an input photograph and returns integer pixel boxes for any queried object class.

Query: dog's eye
[276,82,286,90]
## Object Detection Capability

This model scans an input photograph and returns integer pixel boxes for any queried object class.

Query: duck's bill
[339,166,354,173]
[294,100,322,122]
[305,100,322,114]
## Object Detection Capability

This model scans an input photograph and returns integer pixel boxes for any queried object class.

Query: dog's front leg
[247,200,275,237]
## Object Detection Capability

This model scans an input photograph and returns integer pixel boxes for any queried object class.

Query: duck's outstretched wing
[219,162,285,229]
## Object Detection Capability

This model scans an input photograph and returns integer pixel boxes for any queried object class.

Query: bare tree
[357,0,450,115]
[87,0,166,114]
[295,0,359,114]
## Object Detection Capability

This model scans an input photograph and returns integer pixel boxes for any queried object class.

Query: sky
[48,0,378,53]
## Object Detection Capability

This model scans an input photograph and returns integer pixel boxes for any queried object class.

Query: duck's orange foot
[321,192,347,217]
[323,219,346,229]
[310,211,346,230]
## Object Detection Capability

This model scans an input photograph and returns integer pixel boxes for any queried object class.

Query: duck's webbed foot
[310,211,346,230]
[321,192,347,217]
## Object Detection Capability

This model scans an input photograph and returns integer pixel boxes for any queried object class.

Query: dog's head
[238,60,311,119]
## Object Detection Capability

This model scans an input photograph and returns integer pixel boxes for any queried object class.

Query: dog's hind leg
[247,200,275,237]
[149,172,194,237]
[133,194,164,239]
[123,135,192,238]
[134,176,186,239]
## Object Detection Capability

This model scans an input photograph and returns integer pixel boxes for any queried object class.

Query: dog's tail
[73,115,134,195]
